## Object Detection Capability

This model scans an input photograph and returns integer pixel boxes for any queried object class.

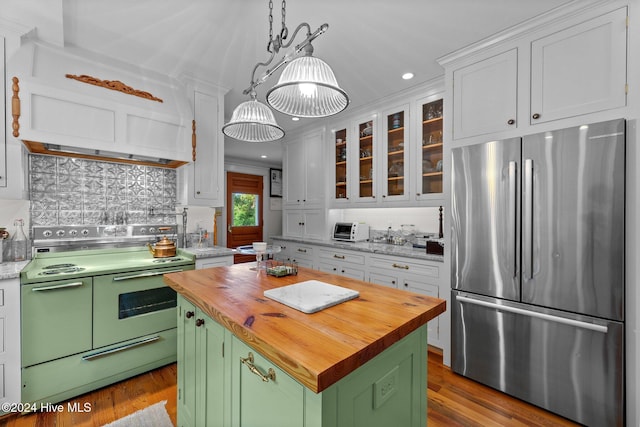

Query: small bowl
[252,242,267,253]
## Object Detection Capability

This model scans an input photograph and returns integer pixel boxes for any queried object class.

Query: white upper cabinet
[529,7,627,124]
[178,89,225,207]
[447,6,628,141]
[380,103,411,202]
[283,130,325,209]
[452,49,518,139]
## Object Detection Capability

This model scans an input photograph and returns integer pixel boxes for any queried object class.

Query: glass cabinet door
[356,119,375,201]
[419,98,443,197]
[334,127,348,200]
[383,106,409,201]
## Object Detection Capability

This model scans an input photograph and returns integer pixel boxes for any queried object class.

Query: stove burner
[38,267,86,276]
[43,263,77,269]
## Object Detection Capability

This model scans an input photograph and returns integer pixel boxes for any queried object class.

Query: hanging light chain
[268,0,274,52]
[280,0,288,40]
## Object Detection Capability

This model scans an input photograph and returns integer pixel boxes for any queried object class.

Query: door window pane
[232,193,259,226]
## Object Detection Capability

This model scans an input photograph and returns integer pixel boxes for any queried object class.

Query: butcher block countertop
[163,263,446,393]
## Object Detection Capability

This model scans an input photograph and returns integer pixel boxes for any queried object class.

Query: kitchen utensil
[147,235,177,257]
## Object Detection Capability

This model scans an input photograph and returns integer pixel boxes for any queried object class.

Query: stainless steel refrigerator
[451,119,625,426]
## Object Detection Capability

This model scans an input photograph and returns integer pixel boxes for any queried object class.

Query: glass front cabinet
[381,104,410,202]
[416,97,443,200]
[355,117,377,203]
[329,94,444,206]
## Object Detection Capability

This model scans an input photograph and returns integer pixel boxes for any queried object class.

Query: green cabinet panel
[231,336,304,427]
[177,295,428,427]
[21,277,93,367]
[177,295,225,427]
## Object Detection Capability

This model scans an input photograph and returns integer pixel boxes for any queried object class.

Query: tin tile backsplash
[29,155,177,226]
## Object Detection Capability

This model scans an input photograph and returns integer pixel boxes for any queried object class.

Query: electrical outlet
[373,365,399,409]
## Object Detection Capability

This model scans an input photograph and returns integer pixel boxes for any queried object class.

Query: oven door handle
[32,281,85,292]
[81,335,161,361]
[112,269,184,281]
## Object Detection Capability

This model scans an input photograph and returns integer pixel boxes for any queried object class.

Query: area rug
[102,400,173,427]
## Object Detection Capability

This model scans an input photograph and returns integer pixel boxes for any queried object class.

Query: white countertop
[271,236,444,262]
[180,246,236,259]
[0,260,30,280]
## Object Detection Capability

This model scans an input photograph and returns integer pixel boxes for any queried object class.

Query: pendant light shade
[266,56,349,118]
[222,98,285,142]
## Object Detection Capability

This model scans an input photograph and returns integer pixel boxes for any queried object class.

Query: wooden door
[226,172,263,264]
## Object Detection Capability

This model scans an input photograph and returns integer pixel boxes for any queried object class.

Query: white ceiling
[4,0,572,164]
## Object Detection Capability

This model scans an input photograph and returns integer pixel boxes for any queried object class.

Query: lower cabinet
[195,256,233,269]
[0,278,20,414]
[369,255,442,347]
[177,295,428,427]
[177,296,225,427]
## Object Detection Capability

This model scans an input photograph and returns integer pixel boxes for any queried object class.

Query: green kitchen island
[164,264,446,427]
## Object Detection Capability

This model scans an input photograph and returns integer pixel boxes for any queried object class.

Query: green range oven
[20,224,195,405]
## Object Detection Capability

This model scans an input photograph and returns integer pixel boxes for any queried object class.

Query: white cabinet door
[192,91,223,205]
[530,7,627,124]
[283,211,326,240]
[283,140,306,208]
[380,103,411,202]
[401,277,440,344]
[452,49,518,140]
[178,90,224,207]
[283,130,325,209]
[0,278,20,413]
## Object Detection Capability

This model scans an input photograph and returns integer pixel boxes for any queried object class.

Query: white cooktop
[264,280,359,314]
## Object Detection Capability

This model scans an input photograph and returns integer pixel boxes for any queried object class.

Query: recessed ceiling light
[402,72,414,80]
[261,155,267,158]
[292,117,300,121]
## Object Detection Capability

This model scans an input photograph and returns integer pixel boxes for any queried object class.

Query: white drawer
[0,289,3,307]
[319,249,366,265]
[319,262,366,281]
[369,255,440,278]
[288,243,314,260]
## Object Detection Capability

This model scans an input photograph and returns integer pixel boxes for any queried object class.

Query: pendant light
[266,44,349,118]
[221,1,348,142]
[222,92,284,143]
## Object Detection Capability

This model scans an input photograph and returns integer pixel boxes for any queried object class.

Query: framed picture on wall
[270,168,282,197]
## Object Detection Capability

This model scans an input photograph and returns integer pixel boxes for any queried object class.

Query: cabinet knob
[341,269,345,273]
[382,195,386,198]
[196,191,201,194]
[392,280,396,285]
[532,113,540,120]
[507,119,515,125]
[404,282,408,287]
[186,311,195,319]
[303,199,306,202]
[333,267,337,271]
[195,318,205,327]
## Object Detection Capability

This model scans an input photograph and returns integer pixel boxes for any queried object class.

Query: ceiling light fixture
[222,0,348,142]
[402,72,414,80]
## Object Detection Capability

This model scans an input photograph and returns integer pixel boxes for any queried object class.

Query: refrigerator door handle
[508,161,518,278]
[523,158,534,280]
[456,295,608,333]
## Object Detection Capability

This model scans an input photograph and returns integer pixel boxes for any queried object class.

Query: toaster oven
[333,222,369,242]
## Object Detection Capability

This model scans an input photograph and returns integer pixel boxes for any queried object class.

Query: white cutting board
[263,280,359,314]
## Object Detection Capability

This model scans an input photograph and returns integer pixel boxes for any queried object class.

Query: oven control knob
[43,230,53,238]
[149,227,156,234]
[69,229,78,237]
[56,229,65,237]
[140,228,147,235]
[81,229,90,236]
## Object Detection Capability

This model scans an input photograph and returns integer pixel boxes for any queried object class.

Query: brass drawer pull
[333,254,345,259]
[392,263,409,270]
[297,248,307,253]
[240,352,276,382]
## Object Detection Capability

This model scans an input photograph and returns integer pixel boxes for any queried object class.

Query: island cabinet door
[230,336,304,427]
[177,296,225,427]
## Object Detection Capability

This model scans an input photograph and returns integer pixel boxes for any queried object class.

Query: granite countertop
[0,260,30,280]
[164,264,446,393]
[271,236,444,262]
[180,246,236,259]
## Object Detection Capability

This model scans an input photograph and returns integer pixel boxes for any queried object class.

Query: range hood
[22,141,187,168]
[9,39,193,168]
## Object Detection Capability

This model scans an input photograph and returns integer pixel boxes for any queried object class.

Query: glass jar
[12,219,28,262]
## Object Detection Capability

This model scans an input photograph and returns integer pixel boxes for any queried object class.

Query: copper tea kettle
[147,234,177,258]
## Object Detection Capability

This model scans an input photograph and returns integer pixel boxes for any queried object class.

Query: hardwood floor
[1,348,579,427]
